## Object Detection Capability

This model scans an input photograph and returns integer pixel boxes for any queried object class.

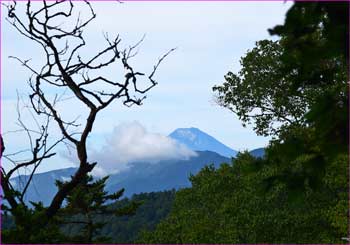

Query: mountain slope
[249,148,265,158]
[106,150,230,196]
[10,167,77,205]
[169,127,237,158]
[10,151,230,206]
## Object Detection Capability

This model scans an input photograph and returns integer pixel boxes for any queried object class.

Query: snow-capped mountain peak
[169,127,237,158]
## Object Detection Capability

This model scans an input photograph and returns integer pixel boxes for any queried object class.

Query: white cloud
[88,121,196,176]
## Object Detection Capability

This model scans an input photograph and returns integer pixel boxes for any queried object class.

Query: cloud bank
[89,121,196,176]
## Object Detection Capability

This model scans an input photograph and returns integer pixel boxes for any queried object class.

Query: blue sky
[1,1,291,174]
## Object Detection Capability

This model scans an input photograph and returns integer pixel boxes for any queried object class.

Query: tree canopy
[213,40,312,136]
[140,151,347,243]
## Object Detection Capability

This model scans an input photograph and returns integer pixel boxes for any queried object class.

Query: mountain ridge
[169,127,237,158]
[9,127,264,206]
[10,150,229,206]
[249,147,265,158]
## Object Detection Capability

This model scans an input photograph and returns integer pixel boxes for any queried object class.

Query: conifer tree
[57,175,142,243]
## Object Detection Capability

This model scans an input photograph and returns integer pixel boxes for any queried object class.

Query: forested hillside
[3,190,175,243]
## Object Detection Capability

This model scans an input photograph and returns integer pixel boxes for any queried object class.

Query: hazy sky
[1,1,292,174]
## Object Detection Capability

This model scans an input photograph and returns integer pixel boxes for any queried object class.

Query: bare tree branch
[1,93,66,210]
[3,0,174,221]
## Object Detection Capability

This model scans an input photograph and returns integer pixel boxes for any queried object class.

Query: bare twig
[3,0,174,222]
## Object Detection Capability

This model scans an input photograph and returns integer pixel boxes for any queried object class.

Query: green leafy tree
[1,202,66,243]
[213,40,312,136]
[2,189,176,243]
[269,1,349,85]
[269,1,349,156]
[57,175,142,243]
[212,0,348,224]
[140,152,346,243]
[97,190,175,243]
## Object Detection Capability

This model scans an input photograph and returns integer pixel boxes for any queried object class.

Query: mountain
[249,148,265,158]
[10,167,77,205]
[106,150,229,196]
[169,127,237,158]
[10,151,230,206]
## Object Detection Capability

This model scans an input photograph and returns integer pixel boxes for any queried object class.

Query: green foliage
[269,1,348,154]
[214,2,348,140]
[140,151,347,243]
[213,39,347,138]
[2,174,153,243]
[2,203,66,243]
[212,40,318,136]
[269,2,349,86]
[57,174,139,243]
[59,190,175,243]
[103,190,175,243]
[2,186,175,244]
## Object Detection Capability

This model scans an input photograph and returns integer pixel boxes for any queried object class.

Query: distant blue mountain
[10,151,229,206]
[9,128,248,206]
[249,148,265,158]
[106,150,229,196]
[169,127,237,158]
[9,167,76,206]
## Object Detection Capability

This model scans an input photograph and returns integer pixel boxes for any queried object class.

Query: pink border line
[1,0,350,2]
[0,0,349,245]
[0,1,3,244]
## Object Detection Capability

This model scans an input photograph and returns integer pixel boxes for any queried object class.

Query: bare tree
[2,0,173,226]
[1,94,64,211]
